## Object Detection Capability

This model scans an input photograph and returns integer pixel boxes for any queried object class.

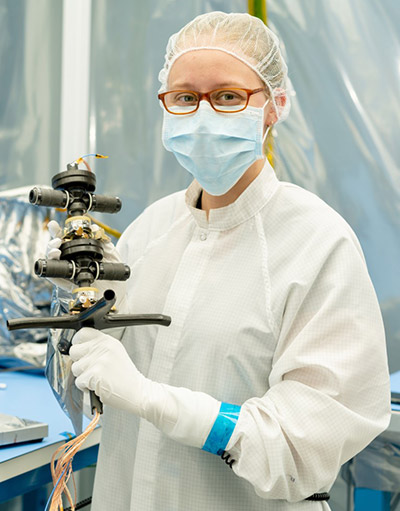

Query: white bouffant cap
[158,11,291,122]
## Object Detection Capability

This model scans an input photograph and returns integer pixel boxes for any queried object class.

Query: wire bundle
[75,153,108,173]
[46,410,101,511]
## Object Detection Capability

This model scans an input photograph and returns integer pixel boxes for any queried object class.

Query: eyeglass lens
[164,89,249,113]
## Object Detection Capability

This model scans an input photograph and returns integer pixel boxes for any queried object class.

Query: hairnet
[158,11,291,122]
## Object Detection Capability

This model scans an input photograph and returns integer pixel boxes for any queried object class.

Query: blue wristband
[202,402,241,455]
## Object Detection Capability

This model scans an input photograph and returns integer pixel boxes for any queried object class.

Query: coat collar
[185,160,280,231]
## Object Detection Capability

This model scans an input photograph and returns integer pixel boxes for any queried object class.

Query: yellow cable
[86,214,122,239]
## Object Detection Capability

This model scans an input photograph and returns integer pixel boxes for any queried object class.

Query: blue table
[0,371,100,505]
[353,372,400,511]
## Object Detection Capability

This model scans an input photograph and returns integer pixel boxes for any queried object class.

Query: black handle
[7,289,171,333]
[90,391,103,414]
[7,290,171,415]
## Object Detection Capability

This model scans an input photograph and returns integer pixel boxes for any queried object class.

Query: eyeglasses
[158,87,265,115]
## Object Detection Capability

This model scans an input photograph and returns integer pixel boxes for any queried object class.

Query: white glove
[70,328,220,448]
[46,220,126,301]
[46,220,74,292]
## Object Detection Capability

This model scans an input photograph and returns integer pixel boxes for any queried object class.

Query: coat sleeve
[225,233,391,502]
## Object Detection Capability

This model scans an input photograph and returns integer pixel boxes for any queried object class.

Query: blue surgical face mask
[162,100,270,196]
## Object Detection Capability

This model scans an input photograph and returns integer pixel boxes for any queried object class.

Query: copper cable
[49,410,101,511]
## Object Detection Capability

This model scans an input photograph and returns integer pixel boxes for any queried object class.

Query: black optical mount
[7,162,171,413]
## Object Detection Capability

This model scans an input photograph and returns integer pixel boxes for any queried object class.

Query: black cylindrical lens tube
[34,259,74,279]
[90,194,121,213]
[98,262,130,281]
[29,187,68,208]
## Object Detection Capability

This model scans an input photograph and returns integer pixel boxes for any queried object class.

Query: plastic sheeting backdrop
[0,0,62,189]
[0,1,399,372]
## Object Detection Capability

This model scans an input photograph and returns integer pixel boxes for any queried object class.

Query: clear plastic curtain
[0,0,62,364]
[0,0,62,190]
[267,0,400,371]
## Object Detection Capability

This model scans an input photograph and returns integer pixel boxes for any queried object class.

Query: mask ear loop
[261,99,271,144]
[262,125,272,144]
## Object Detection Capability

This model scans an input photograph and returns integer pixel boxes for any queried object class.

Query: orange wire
[75,153,108,172]
[50,410,100,510]
[80,159,92,172]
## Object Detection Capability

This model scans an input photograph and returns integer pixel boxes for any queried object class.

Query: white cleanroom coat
[91,161,390,510]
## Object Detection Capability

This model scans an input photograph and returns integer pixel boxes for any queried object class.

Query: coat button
[200,232,207,241]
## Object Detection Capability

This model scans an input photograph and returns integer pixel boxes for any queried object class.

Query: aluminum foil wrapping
[0,186,56,367]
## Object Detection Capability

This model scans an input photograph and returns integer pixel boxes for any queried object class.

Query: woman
[64,12,390,510]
